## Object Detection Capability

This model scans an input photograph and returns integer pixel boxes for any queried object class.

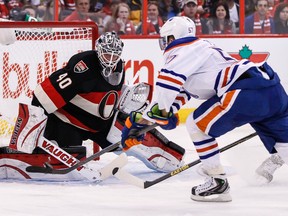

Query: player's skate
[191,174,232,202]
[255,154,284,183]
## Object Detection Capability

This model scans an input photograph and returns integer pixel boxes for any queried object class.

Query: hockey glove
[147,104,179,130]
[121,111,146,151]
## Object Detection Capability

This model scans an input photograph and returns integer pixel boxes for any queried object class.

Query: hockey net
[0,21,98,148]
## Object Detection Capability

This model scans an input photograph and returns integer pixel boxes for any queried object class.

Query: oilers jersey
[144,37,274,115]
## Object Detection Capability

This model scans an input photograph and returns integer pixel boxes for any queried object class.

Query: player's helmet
[96,31,124,77]
[159,16,196,50]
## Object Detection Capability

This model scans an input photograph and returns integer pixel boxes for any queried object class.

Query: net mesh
[0,23,97,147]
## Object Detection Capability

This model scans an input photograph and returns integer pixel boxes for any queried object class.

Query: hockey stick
[113,132,258,189]
[26,124,157,174]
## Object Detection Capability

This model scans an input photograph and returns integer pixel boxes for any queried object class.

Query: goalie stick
[113,132,258,189]
[26,124,157,174]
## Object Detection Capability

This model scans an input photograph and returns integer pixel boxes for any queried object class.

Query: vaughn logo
[74,60,89,73]
[41,139,78,167]
[10,118,23,146]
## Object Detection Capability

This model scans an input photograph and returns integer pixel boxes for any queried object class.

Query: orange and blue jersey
[143,36,288,160]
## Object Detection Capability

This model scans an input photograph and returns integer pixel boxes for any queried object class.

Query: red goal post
[0,21,99,156]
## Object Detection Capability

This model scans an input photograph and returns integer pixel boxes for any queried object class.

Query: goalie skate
[255,154,284,183]
[191,174,232,202]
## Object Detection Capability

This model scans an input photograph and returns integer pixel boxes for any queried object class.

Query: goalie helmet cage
[0,21,100,156]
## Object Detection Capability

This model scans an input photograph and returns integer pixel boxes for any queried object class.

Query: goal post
[0,21,99,155]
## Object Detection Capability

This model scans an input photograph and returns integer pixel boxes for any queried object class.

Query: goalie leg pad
[126,142,185,173]
[9,103,47,154]
[115,114,185,172]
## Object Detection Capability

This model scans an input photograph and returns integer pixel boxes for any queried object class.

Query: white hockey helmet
[159,16,196,50]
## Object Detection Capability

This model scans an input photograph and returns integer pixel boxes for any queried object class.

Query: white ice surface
[0,124,287,216]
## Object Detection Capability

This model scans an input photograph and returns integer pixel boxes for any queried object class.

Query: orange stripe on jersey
[176,96,185,105]
[196,143,218,153]
[158,74,183,86]
[196,90,236,132]
[164,39,200,53]
[41,78,66,109]
[221,67,231,87]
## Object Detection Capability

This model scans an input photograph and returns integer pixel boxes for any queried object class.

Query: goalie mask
[96,31,124,85]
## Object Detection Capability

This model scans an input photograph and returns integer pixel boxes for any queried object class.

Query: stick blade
[100,153,128,180]
[113,167,145,188]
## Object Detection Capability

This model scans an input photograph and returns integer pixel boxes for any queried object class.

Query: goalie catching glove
[147,104,179,130]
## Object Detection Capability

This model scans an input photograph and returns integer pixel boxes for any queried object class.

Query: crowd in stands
[1,0,288,35]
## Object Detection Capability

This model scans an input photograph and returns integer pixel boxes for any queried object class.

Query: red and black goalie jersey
[32,50,125,133]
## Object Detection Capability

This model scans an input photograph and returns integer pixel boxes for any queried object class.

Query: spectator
[89,0,105,12]
[197,0,214,18]
[60,0,76,10]
[22,4,38,19]
[98,1,120,27]
[37,1,47,20]
[6,0,23,11]
[245,0,275,34]
[59,0,75,20]
[5,0,23,20]
[30,0,41,7]
[268,0,277,14]
[63,0,91,21]
[136,1,163,35]
[127,0,142,26]
[0,0,9,19]
[101,0,120,16]
[245,0,255,16]
[270,0,288,16]
[158,0,181,22]
[206,1,237,34]
[226,0,240,32]
[180,0,208,35]
[273,2,288,33]
[104,2,136,35]
[9,7,37,21]
[42,0,62,21]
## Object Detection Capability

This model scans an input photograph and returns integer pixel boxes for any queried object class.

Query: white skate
[255,154,284,183]
[191,174,232,202]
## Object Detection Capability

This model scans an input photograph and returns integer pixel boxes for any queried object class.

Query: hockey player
[121,16,288,202]
[6,31,185,181]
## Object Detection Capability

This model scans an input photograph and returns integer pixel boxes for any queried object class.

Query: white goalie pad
[126,144,185,173]
[9,103,47,154]
[118,82,152,114]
